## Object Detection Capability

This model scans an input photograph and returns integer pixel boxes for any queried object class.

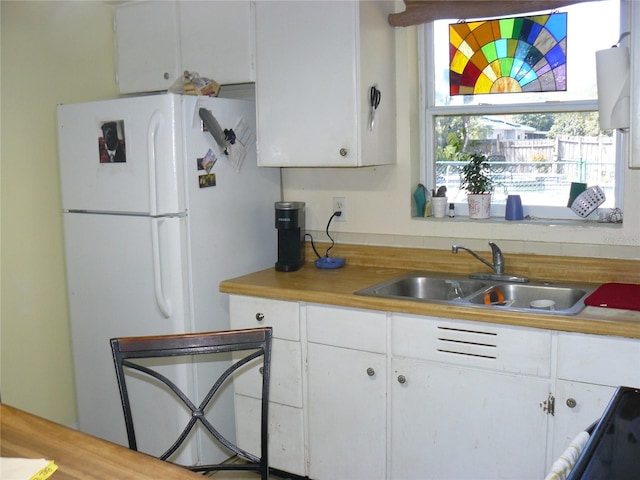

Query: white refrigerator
[57,93,280,464]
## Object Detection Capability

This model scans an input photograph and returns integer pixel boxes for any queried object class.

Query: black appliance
[275,201,305,272]
[568,386,640,480]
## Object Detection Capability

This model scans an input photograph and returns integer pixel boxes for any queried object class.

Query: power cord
[324,211,341,257]
[305,211,346,269]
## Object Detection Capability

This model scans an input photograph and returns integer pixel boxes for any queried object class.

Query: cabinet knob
[256,313,265,321]
[163,72,170,80]
[566,398,577,408]
[259,366,264,375]
[339,148,348,157]
[366,367,375,377]
[397,375,407,384]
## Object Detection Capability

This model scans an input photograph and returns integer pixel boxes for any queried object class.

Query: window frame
[418,1,629,220]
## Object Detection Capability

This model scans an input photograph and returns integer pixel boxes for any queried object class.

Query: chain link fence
[436,136,615,206]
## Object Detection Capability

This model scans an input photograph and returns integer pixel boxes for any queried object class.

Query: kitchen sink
[467,282,593,315]
[355,273,488,302]
[355,272,596,315]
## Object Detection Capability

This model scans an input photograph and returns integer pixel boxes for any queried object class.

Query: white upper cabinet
[254,1,397,167]
[115,1,255,94]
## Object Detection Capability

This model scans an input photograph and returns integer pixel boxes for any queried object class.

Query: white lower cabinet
[234,394,305,475]
[391,358,550,480]
[550,332,640,463]
[306,304,387,480]
[307,343,387,480]
[551,380,616,460]
[228,294,640,479]
[229,295,306,476]
[390,314,552,480]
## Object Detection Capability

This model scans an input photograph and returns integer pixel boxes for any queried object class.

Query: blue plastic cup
[505,195,524,221]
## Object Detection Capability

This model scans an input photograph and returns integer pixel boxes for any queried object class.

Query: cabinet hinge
[541,393,555,416]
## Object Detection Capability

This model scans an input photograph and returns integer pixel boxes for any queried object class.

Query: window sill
[414,215,623,228]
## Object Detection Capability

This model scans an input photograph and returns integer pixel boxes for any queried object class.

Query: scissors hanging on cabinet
[369,85,381,131]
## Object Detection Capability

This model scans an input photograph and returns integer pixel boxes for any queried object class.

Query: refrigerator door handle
[151,217,172,318]
[147,110,162,216]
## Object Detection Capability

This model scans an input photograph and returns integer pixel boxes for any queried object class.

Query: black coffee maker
[275,201,305,272]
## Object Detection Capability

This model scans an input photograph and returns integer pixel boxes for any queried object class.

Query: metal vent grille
[436,326,498,359]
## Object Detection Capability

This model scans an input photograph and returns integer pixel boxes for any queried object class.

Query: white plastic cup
[432,196,448,218]
[530,299,556,310]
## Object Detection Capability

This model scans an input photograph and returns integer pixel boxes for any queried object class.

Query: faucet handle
[488,242,504,274]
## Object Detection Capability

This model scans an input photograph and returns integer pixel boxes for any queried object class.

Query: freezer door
[57,94,185,215]
[63,212,193,455]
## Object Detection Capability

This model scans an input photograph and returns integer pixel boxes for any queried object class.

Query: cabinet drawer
[230,295,300,341]
[557,332,640,386]
[391,314,552,377]
[306,304,386,353]
[233,338,303,408]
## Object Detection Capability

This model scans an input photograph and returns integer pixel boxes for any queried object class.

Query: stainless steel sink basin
[355,272,596,315]
[467,282,593,315]
[355,273,488,302]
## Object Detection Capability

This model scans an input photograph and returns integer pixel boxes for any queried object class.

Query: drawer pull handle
[397,375,407,384]
[566,398,577,408]
[256,313,265,321]
[366,367,375,377]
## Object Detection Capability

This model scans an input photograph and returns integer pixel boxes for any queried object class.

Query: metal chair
[110,327,272,478]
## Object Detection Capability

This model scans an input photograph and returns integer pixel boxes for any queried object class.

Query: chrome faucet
[451,241,529,283]
[452,241,504,274]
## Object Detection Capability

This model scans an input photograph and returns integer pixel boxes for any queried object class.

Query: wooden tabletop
[0,404,203,480]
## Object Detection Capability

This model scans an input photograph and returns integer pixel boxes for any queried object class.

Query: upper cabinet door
[255,1,357,167]
[255,1,396,167]
[115,1,180,94]
[179,1,255,85]
[115,1,255,95]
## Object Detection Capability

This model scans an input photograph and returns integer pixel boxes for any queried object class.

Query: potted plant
[460,153,494,219]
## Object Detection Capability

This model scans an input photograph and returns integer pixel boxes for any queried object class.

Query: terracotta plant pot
[467,193,492,219]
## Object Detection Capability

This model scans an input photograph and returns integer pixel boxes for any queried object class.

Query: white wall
[283,25,640,260]
[0,1,118,424]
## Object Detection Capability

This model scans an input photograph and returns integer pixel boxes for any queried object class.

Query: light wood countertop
[0,404,203,480]
[220,244,640,339]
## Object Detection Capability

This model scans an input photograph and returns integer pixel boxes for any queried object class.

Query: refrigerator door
[181,96,281,331]
[179,96,281,464]
[63,212,193,456]
[57,94,185,215]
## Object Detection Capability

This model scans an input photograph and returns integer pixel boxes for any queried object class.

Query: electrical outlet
[332,196,346,221]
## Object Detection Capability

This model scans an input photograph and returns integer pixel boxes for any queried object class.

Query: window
[421,0,627,219]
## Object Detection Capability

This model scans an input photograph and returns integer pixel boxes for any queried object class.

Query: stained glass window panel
[449,13,568,96]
